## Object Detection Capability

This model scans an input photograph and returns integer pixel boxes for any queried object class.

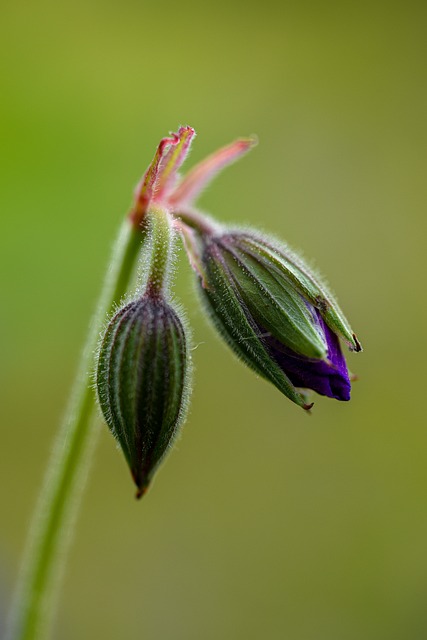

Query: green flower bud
[96,295,190,498]
[182,225,361,410]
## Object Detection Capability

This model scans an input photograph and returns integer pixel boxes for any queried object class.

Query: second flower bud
[96,209,191,497]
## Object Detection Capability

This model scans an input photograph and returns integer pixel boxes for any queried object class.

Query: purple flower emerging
[183,230,360,410]
[264,308,351,401]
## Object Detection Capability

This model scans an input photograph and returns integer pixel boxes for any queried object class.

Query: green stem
[7,220,144,640]
[144,208,174,297]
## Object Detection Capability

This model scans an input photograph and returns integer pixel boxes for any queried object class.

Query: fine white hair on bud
[180,224,361,410]
[96,295,191,498]
[97,201,192,498]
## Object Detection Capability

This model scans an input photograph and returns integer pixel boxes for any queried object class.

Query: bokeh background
[1,1,427,638]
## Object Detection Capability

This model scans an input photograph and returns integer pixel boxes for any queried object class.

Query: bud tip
[135,484,149,500]
[303,402,314,412]
[352,333,362,352]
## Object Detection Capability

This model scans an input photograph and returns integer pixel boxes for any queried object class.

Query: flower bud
[190,228,361,410]
[96,295,190,497]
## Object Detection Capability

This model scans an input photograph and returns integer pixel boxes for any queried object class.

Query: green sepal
[221,246,328,359]
[199,252,311,410]
[96,296,190,497]
[234,233,361,352]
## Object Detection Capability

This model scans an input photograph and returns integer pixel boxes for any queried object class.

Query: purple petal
[263,311,351,401]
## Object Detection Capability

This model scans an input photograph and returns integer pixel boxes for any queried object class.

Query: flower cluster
[96,126,362,496]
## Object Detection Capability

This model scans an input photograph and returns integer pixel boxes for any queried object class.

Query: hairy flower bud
[96,295,190,497]
[188,227,361,410]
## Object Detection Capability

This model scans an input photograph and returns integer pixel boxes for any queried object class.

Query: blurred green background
[1,1,427,638]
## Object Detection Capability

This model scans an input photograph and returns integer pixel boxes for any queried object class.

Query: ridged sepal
[229,231,361,352]
[194,229,361,409]
[96,296,189,497]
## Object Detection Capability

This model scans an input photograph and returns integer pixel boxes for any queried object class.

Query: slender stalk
[174,208,218,235]
[144,208,174,298]
[7,220,144,640]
